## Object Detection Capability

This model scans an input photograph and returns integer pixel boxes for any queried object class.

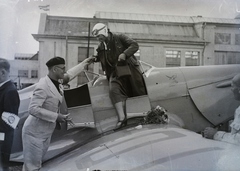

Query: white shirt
[214,106,240,145]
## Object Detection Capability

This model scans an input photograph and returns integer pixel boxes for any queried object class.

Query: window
[185,51,200,66]
[215,52,240,65]
[18,70,28,77]
[215,33,231,45]
[31,70,38,78]
[235,34,240,45]
[166,50,181,67]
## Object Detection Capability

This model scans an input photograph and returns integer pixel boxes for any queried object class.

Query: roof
[95,11,240,24]
[35,11,240,44]
[14,53,35,58]
[35,13,206,44]
[14,53,38,60]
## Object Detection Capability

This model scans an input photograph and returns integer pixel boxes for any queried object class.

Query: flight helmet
[92,23,108,37]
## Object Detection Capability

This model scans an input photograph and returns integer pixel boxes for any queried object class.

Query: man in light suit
[22,56,94,171]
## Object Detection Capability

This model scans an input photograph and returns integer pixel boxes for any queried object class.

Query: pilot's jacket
[214,106,240,145]
[22,75,63,171]
[95,32,147,103]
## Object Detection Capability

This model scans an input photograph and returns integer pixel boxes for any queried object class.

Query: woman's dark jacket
[95,32,147,98]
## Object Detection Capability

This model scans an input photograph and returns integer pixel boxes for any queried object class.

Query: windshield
[77,61,154,87]
[139,60,155,76]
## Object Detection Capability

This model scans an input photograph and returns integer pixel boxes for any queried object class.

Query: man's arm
[203,127,240,145]
[28,86,58,122]
[214,131,240,145]
[2,89,20,130]
[4,89,20,115]
[63,57,95,84]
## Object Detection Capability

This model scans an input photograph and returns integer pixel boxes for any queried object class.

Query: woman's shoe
[115,118,127,129]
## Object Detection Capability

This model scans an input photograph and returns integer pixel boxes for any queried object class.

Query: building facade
[9,53,39,89]
[32,12,240,88]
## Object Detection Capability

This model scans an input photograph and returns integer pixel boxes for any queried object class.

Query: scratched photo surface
[1,0,240,171]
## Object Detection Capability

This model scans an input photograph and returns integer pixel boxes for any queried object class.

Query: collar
[0,79,10,88]
[45,76,63,102]
[50,77,60,85]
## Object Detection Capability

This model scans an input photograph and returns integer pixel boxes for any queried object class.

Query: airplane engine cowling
[182,65,240,127]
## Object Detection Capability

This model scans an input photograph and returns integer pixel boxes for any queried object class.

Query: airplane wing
[42,124,240,171]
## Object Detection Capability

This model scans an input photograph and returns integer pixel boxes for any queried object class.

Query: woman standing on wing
[92,23,147,129]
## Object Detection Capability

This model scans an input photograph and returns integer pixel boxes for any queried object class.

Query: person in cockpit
[91,23,147,129]
[203,73,240,145]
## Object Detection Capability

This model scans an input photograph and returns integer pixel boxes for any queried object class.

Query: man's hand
[202,127,218,139]
[118,53,126,61]
[63,57,96,84]
[57,113,70,123]
[65,116,75,127]
[84,57,96,65]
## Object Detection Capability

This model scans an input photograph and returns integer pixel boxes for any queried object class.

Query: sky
[1,0,240,60]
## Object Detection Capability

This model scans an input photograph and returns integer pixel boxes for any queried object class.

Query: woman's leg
[109,77,128,128]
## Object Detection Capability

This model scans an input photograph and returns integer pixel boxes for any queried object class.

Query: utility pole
[65,31,71,70]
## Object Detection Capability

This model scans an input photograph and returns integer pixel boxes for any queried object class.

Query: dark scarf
[50,78,60,93]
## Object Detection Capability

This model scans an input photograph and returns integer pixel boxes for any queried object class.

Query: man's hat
[46,57,65,68]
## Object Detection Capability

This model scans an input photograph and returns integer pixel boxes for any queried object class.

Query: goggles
[92,25,107,37]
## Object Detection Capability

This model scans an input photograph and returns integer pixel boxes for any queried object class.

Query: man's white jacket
[23,75,63,139]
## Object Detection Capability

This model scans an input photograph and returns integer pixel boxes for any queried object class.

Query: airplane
[9,61,240,170]
[43,124,240,171]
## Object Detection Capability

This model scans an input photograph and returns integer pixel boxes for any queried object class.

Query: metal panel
[180,65,240,89]
[188,82,238,125]
[43,125,240,171]
[64,84,95,129]
[126,95,151,118]
[144,67,187,102]
[67,105,95,129]
[181,65,240,125]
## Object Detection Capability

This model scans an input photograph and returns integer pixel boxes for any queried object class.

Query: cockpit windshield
[78,61,154,87]
[139,60,155,77]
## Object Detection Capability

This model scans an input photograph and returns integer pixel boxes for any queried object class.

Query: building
[32,12,240,88]
[9,53,39,89]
